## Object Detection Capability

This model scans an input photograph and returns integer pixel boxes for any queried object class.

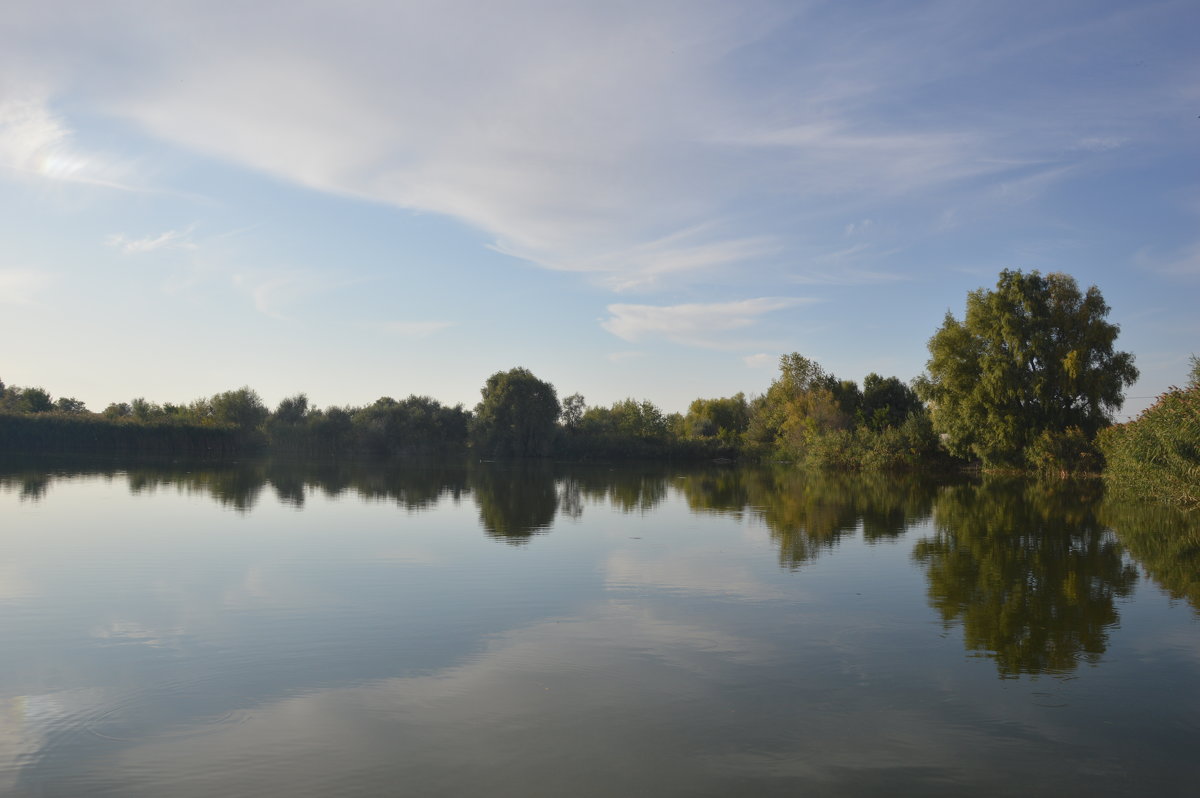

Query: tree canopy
[470,368,560,458]
[919,270,1137,467]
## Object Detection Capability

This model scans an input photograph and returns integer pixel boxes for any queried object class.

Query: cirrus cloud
[601,297,812,348]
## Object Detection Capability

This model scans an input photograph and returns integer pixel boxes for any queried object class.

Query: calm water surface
[1,459,1198,796]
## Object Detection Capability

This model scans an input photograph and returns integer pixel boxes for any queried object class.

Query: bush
[1026,427,1101,475]
[1099,360,1200,508]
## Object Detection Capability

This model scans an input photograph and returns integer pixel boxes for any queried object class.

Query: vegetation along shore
[3,270,1197,507]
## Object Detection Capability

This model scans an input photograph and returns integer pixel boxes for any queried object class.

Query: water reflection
[682,468,939,568]
[3,458,1200,795]
[915,479,1138,677]
[471,462,559,543]
[4,456,1197,679]
[1101,499,1200,614]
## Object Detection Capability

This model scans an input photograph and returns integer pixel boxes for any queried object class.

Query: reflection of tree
[126,464,266,511]
[1101,499,1200,614]
[678,468,749,517]
[469,462,559,544]
[682,467,937,568]
[19,474,50,501]
[560,466,672,514]
[0,457,473,515]
[914,479,1137,677]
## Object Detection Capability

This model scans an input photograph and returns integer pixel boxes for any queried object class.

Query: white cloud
[0,268,52,305]
[602,297,809,348]
[743,353,774,369]
[233,271,359,321]
[0,97,70,175]
[1,0,1182,295]
[0,94,136,190]
[106,227,197,254]
[0,1,1087,292]
[494,227,778,292]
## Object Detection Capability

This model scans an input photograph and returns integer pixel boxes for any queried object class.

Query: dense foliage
[1099,358,1200,508]
[0,269,1159,482]
[919,270,1138,468]
[470,368,560,458]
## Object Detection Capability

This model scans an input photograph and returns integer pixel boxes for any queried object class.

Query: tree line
[2,269,1195,490]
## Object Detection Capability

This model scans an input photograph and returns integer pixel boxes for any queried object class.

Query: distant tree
[609,398,668,440]
[131,397,162,421]
[686,393,749,441]
[210,387,269,431]
[560,393,586,431]
[273,393,310,425]
[860,373,922,431]
[21,387,54,413]
[471,368,560,457]
[55,396,88,414]
[745,354,851,454]
[832,379,863,421]
[103,402,133,419]
[919,270,1137,467]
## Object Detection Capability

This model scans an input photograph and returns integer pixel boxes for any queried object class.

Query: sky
[1,0,1197,418]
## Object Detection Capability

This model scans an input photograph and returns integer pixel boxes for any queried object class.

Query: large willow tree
[919,270,1137,467]
[470,367,560,458]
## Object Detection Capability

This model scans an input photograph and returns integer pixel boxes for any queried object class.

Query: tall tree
[919,270,1137,466]
[471,368,560,457]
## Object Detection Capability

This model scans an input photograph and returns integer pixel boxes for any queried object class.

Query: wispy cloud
[106,227,197,254]
[1136,240,1200,277]
[371,320,455,338]
[743,353,774,369]
[233,271,360,321]
[0,268,53,306]
[602,297,809,348]
[0,1,1075,292]
[990,163,1079,204]
[0,95,137,190]
[495,227,778,291]
[2,0,1188,297]
[1072,136,1126,153]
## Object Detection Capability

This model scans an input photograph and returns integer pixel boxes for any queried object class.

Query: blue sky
[1,0,1196,417]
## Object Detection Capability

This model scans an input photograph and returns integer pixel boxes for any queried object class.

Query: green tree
[8,386,55,413]
[54,396,88,414]
[274,393,310,424]
[745,354,850,456]
[471,368,560,457]
[860,373,921,431]
[103,402,133,419]
[560,393,586,431]
[210,387,269,432]
[919,270,1137,467]
[686,393,749,442]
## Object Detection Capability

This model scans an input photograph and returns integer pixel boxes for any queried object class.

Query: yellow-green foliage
[1099,358,1200,508]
